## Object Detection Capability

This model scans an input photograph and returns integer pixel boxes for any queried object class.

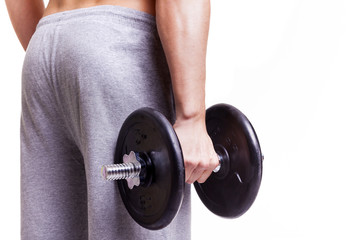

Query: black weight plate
[194,104,263,218]
[115,108,185,230]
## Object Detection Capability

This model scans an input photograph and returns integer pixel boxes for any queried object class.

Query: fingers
[185,153,218,184]
[196,169,213,184]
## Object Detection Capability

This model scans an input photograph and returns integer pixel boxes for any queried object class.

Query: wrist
[174,109,206,130]
[175,105,205,121]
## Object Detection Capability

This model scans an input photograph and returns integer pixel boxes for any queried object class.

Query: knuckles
[184,154,218,171]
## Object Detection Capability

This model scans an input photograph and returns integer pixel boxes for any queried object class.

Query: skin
[5,0,218,184]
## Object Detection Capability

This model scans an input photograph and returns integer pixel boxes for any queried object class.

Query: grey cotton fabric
[21,5,191,240]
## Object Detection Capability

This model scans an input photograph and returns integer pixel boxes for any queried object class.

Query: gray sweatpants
[21,5,191,240]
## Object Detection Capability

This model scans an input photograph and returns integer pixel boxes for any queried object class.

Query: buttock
[22,5,175,149]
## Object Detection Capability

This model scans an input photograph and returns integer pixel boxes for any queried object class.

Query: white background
[1,1,359,239]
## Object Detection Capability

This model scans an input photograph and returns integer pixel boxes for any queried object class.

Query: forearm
[156,0,210,122]
[5,0,45,50]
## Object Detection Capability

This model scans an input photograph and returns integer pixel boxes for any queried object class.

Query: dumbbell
[101,103,263,230]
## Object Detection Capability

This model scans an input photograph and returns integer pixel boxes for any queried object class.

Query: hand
[173,117,219,184]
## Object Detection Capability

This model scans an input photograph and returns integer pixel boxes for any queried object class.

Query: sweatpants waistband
[37,5,157,32]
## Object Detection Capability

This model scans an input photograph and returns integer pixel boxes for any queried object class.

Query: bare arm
[156,0,218,183]
[5,0,45,50]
